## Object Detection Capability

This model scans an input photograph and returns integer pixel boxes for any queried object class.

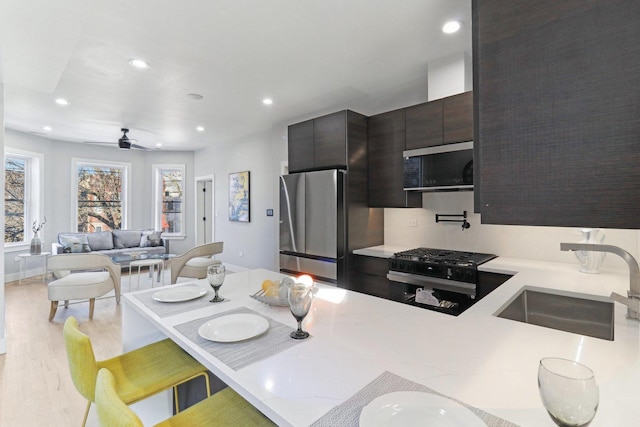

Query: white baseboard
[5,267,48,284]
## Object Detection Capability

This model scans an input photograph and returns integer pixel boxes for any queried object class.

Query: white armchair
[170,242,224,284]
[47,254,121,321]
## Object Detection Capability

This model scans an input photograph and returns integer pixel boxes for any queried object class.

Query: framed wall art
[229,171,250,222]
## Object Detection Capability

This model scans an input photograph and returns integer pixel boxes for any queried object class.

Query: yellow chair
[96,368,276,426]
[63,317,211,426]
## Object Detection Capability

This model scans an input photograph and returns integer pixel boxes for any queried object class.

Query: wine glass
[207,264,226,303]
[538,357,599,426]
[287,280,314,339]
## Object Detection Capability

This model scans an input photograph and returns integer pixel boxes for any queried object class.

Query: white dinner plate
[198,313,269,343]
[359,391,484,427]
[152,285,208,303]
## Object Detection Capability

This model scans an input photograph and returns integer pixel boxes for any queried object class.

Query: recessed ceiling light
[262,98,273,105]
[156,143,162,147]
[42,126,52,131]
[442,20,463,34]
[196,126,205,132]
[55,98,70,106]
[187,93,204,100]
[128,58,149,69]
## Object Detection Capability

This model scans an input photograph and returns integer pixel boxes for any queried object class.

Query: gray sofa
[51,229,166,266]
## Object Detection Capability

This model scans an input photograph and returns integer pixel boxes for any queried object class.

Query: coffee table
[111,253,176,285]
[128,258,164,291]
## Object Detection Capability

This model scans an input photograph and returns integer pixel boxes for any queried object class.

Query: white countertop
[123,261,640,426]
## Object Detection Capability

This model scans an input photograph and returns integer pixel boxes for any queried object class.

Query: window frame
[71,158,131,232]
[4,149,44,251]
[153,164,186,239]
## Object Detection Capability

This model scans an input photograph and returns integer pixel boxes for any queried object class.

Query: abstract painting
[229,171,250,222]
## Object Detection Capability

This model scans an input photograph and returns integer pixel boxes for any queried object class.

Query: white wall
[192,124,286,271]
[385,191,639,271]
[3,130,196,281]
[1,84,6,354]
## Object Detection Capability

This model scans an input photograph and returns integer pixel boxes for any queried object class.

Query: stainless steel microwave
[403,141,473,191]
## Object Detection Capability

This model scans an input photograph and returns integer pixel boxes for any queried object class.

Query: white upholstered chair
[170,242,224,284]
[47,254,121,321]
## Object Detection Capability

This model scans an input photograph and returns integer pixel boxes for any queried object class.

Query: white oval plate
[198,313,269,343]
[359,391,484,427]
[152,285,207,303]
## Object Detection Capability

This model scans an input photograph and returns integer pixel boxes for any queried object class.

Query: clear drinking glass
[287,282,314,339]
[207,264,226,303]
[538,357,599,427]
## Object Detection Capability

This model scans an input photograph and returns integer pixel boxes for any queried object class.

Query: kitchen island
[122,263,639,426]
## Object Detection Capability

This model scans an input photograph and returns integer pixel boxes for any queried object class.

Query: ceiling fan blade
[130,143,151,150]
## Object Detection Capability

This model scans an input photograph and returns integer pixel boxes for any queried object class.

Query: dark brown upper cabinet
[473,0,640,229]
[405,101,442,149]
[443,92,473,145]
[368,109,422,208]
[405,92,473,150]
[288,110,366,173]
[287,119,314,172]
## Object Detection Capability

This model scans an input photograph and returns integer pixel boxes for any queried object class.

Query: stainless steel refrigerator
[279,169,345,283]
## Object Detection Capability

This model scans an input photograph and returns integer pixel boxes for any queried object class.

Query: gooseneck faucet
[560,243,640,320]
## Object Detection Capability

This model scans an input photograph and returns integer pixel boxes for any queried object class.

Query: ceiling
[0,0,471,151]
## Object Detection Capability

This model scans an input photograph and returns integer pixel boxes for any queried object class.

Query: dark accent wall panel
[474,0,640,228]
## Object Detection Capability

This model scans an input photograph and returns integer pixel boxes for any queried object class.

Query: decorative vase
[30,231,42,255]
[574,228,606,274]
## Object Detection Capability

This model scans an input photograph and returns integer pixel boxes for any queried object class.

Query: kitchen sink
[495,287,615,341]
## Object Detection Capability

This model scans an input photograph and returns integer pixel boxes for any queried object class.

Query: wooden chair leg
[89,298,95,319]
[81,400,91,427]
[49,301,58,321]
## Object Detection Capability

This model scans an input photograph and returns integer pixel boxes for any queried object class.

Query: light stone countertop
[122,262,640,426]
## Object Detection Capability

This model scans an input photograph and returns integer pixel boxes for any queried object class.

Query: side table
[18,252,51,285]
[128,259,165,291]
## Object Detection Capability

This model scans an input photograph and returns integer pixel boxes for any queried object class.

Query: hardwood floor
[0,276,124,427]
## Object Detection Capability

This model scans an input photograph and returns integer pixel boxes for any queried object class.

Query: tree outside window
[4,150,43,246]
[154,165,184,237]
[5,157,26,243]
[74,160,129,232]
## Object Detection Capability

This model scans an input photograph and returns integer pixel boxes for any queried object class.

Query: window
[72,159,130,232]
[154,164,185,237]
[4,149,44,247]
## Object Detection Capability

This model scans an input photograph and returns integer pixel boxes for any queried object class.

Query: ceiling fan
[85,128,150,150]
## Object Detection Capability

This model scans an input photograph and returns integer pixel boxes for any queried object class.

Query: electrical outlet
[239,251,243,257]
[406,219,417,227]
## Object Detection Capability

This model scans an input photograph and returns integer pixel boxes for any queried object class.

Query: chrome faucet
[560,243,640,320]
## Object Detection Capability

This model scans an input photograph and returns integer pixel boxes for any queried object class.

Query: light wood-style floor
[0,275,125,427]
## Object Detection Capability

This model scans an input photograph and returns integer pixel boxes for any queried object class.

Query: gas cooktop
[392,248,497,267]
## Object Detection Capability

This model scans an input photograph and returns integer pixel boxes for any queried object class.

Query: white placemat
[132,283,228,318]
[311,371,520,427]
[174,306,308,370]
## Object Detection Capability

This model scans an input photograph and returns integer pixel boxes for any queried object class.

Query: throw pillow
[140,230,163,247]
[86,231,114,251]
[113,230,143,248]
[59,234,91,253]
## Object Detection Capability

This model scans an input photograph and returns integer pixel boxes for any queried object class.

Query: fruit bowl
[250,290,289,307]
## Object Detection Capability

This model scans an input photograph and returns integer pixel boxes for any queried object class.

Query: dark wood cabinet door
[314,111,347,169]
[368,109,422,208]
[405,100,443,149]
[473,0,640,228]
[287,120,314,172]
[443,92,473,145]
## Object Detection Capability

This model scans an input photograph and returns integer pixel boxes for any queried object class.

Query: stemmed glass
[287,278,314,339]
[207,264,226,303]
[538,357,599,426]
